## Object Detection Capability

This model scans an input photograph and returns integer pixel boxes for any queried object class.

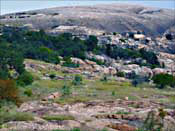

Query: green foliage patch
[152,73,175,89]
[42,115,75,121]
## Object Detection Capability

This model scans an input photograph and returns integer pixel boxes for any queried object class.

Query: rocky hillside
[1,4,175,37]
[1,59,175,131]
[0,4,175,131]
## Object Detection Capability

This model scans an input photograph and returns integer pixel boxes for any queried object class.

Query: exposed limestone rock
[134,34,145,40]
[108,123,137,131]
[71,57,86,65]
[45,92,62,100]
[152,68,167,75]
[163,116,175,131]
[62,120,81,129]
[85,59,97,66]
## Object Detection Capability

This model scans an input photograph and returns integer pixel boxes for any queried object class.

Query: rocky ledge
[1,98,175,131]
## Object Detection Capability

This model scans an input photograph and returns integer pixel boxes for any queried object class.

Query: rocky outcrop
[108,123,137,131]
[1,99,174,131]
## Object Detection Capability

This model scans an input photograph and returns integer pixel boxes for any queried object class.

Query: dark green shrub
[85,35,98,51]
[119,38,127,43]
[38,46,60,64]
[116,71,125,77]
[139,48,160,66]
[111,91,116,96]
[63,57,80,68]
[113,32,117,35]
[72,75,83,85]
[17,71,33,86]
[42,114,75,121]
[152,73,175,89]
[132,76,149,87]
[165,34,173,40]
[89,58,105,65]
[100,75,108,82]
[24,88,33,97]
[0,70,8,80]
[49,74,56,79]
[61,85,71,96]
[0,42,25,80]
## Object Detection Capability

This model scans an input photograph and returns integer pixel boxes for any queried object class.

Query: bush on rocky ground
[152,73,175,89]
[42,115,75,121]
[24,88,33,97]
[0,108,34,125]
[49,74,57,79]
[63,57,80,68]
[0,80,22,106]
[89,58,105,65]
[138,108,167,131]
[100,75,108,82]
[132,76,149,87]
[117,71,125,77]
[72,75,83,85]
[61,85,72,96]
[17,71,34,86]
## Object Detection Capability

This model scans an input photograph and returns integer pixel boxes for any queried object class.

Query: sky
[1,0,175,15]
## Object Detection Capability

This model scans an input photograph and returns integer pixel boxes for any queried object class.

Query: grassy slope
[1,59,175,130]
[24,59,175,107]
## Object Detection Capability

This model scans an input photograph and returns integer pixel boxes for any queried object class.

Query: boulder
[108,67,117,75]
[86,119,111,130]
[62,120,81,129]
[94,55,105,62]
[152,68,167,75]
[85,59,97,66]
[116,77,128,82]
[126,64,140,70]
[135,66,153,77]
[103,67,117,75]
[134,34,145,40]
[46,92,61,100]
[82,66,93,72]
[108,123,137,131]
[93,64,103,72]
[163,116,175,131]
[71,57,86,65]
[111,62,122,69]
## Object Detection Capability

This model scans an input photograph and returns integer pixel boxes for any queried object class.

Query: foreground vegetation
[0,59,174,130]
[0,26,175,130]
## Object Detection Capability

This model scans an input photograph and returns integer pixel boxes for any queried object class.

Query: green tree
[17,71,34,86]
[0,43,25,80]
[72,75,83,85]
[152,74,174,89]
[63,57,79,68]
[85,35,98,51]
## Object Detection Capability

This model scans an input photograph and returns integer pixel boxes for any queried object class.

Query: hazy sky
[1,0,175,15]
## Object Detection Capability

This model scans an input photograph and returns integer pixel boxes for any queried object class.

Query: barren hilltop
[1,4,175,36]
